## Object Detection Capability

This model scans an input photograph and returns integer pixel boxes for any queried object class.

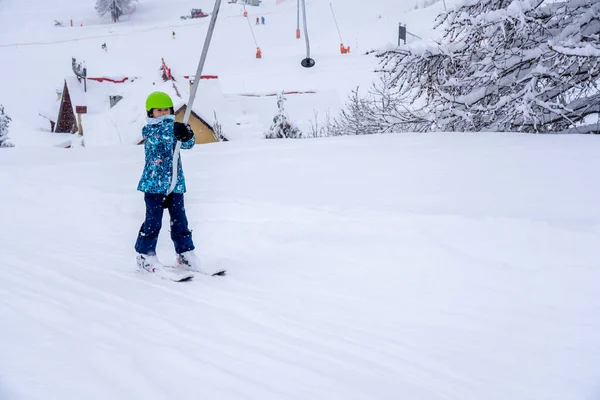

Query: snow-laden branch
[343,0,600,134]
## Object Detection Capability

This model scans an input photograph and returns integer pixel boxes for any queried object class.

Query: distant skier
[172,31,176,39]
[256,17,259,25]
[135,92,222,277]
[101,42,107,52]
[261,16,265,25]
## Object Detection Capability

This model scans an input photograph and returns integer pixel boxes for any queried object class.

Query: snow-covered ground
[2,0,600,399]
[2,134,600,399]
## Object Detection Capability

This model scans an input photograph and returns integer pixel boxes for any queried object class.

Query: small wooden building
[174,104,218,144]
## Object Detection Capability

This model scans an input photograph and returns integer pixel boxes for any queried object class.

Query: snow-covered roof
[61,75,150,146]
[64,75,139,114]
[172,76,225,125]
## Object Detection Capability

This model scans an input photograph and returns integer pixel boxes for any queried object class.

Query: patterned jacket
[137,116,195,194]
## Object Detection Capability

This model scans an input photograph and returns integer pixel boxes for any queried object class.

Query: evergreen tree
[95,0,136,22]
[265,92,303,139]
[0,105,14,148]
[367,0,600,133]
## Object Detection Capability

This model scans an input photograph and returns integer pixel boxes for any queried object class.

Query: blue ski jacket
[137,116,195,194]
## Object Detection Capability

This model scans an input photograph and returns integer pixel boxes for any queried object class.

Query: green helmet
[145,91,173,111]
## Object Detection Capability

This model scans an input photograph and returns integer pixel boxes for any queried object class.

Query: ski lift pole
[301,0,310,58]
[329,3,343,43]
[300,0,315,67]
[245,12,259,46]
[168,0,222,195]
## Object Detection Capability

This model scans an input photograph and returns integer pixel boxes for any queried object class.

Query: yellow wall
[174,108,218,144]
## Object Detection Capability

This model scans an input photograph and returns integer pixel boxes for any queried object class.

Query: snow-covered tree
[331,82,431,135]
[265,92,303,139]
[0,105,14,148]
[308,109,338,138]
[367,0,600,133]
[95,0,136,22]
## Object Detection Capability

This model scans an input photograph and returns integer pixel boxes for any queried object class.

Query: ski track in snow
[1,134,600,399]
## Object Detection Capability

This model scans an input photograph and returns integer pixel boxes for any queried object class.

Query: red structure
[182,75,219,80]
[190,8,208,18]
[235,90,317,97]
[161,58,173,81]
[88,77,135,83]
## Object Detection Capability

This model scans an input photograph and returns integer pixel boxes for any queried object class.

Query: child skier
[135,91,217,276]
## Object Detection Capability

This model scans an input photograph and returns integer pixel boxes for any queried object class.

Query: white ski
[152,266,194,282]
[137,255,194,282]
[178,264,226,276]
[175,252,227,276]
[140,265,194,282]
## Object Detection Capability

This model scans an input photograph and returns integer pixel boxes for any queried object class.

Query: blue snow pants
[135,193,195,256]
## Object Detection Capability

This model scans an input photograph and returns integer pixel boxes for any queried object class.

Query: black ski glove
[173,122,194,142]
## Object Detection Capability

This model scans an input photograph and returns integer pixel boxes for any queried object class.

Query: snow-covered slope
[2,133,600,399]
[2,0,600,399]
